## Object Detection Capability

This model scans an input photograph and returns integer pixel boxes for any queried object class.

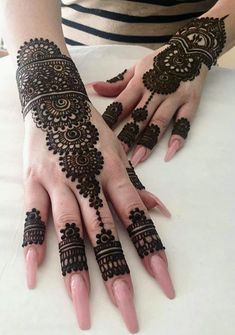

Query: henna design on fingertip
[103,101,123,128]
[126,161,145,190]
[106,69,127,83]
[172,117,190,139]
[127,208,164,258]
[22,208,46,247]
[137,124,160,150]
[59,223,88,276]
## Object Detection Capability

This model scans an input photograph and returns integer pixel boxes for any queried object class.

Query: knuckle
[88,215,115,235]
[55,213,81,230]
[154,114,169,129]
[123,202,145,223]
[103,152,124,177]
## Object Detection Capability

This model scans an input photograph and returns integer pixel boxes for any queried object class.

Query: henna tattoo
[102,101,123,128]
[22,208,46,247]
[118,122,139,147]
[137,124,160,150]
[17,38,129,280]
[59,223,88,276]
[126,161,145,190]
[94,227,130,281]
[106,69,127,83]
[172,117,190,139]
[127,208,164,258]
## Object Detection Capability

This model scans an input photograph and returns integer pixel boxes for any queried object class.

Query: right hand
[18,38,175,333]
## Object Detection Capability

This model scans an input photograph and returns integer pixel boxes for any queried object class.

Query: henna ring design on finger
[172,117,191,139]
[22,208,46,247]
[106,69,127,83]
[102,101,123,128]
[126,161,145,190]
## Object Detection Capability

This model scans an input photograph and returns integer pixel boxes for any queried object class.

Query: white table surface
[0,45,234,335]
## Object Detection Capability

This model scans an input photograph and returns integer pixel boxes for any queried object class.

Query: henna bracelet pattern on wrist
[126,161,145,190]
[127,208,164,258]
[17,38,130,279]
[22,208,46,247]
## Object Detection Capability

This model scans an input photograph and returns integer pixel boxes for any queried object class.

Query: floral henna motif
[17,38,129,279]
[59,223,88,276]
[137,124,160,150]
[102,101,123,128]
[127,208,164,258]
[106,69,127,83]
[22,208,46,247]
[126,161,145,190]
[172,117,191,139]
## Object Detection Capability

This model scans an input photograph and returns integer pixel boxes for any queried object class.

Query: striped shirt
[61,0,217,49]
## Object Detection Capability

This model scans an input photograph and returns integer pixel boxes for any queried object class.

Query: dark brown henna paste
[137,124,160,150]
[59,223,88,276]
[22,208,46,247]
[118,122,139,148]
[102,101,123,128]
[106,69,127,83]
[172,117,190,139]
[126,161,145,190]
[17,38,129,279]
[127,208,164,258]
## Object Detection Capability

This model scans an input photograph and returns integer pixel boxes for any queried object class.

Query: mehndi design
[106,69,127,83]
[127,208,164,258]
[126,161,145,190]
[172,117,191,139]
[22,208,46,247]
[137,124,160,150]
[102,101,123,128]
[17,38,129,278]
[119,16,228,148]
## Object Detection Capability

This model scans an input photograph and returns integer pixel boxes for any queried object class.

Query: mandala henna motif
[59,223,88,276]
[17,38,130,279]
[137,124,160,150]
[172,117,191,139]
[103,101,123,128]
[127,208,164,258]
[126,161,145,190]
[106,69,127,83]
[22,208,46,247]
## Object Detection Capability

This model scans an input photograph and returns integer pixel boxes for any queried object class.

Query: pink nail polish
[131,147,147,167]
[147,192,171,218]
[164,139,180,162]
[150,254,175,299]
[26,248,38,289]
[113,280,139,333]
[71,274,90,330]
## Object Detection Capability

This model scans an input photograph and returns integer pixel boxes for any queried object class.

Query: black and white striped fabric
[61,0,217,49]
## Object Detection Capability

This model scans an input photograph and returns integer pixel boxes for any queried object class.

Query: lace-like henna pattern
[94,227,130,281]
[137,124,160,150]
[127,208,164,258]
[22,208,46,247]
[17,38,129,279]
[106,69,127,83]
[102,101,123,128]
[118,122,139,147]
[59,223,88,276]
[126,161,145,190]
[172,117,191,139]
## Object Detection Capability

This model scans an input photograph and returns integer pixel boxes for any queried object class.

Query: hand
[18,38,174,333]
[90,16,227,165]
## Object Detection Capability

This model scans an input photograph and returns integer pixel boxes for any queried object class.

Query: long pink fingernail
[26,248,38,289]
[71,274,90,330]
[164,139,180,162]
[113,280,139,333]
[150,254,175,299]
[147,192,171,218]
[131,146,147,167]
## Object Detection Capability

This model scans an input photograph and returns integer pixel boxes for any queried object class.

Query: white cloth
[0,45,234,335]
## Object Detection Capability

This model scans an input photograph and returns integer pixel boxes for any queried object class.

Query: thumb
[86,66,135,98]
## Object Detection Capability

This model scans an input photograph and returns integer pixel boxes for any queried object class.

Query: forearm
[0,0,70,62]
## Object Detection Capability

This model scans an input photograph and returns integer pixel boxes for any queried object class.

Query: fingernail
[113,280,139,333]
[71,274,90,330]
[147,192,171,218]
[150,254,175,299]
[26,248,38,289]
[164,139,180,162]
[131,146,147,167]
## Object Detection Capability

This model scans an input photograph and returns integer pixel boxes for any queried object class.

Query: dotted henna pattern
[18,38,129,279]
[126,161,145,190]
[22,208,46,247]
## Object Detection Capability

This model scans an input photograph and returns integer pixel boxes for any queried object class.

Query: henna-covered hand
[18,39,173,332]
[91,16,228,164]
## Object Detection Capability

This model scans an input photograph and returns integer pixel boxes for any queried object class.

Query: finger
[49,185,90,330]
[126,161,171,217]
[117,93,163,152]
[23,180,50,289]
[131,97,181,166]
[104,167,175,299]
[89,66,135,97]
[74,187,139,333]
[165,102,195,162]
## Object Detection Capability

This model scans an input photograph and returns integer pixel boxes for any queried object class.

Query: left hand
[88,44,208,166]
